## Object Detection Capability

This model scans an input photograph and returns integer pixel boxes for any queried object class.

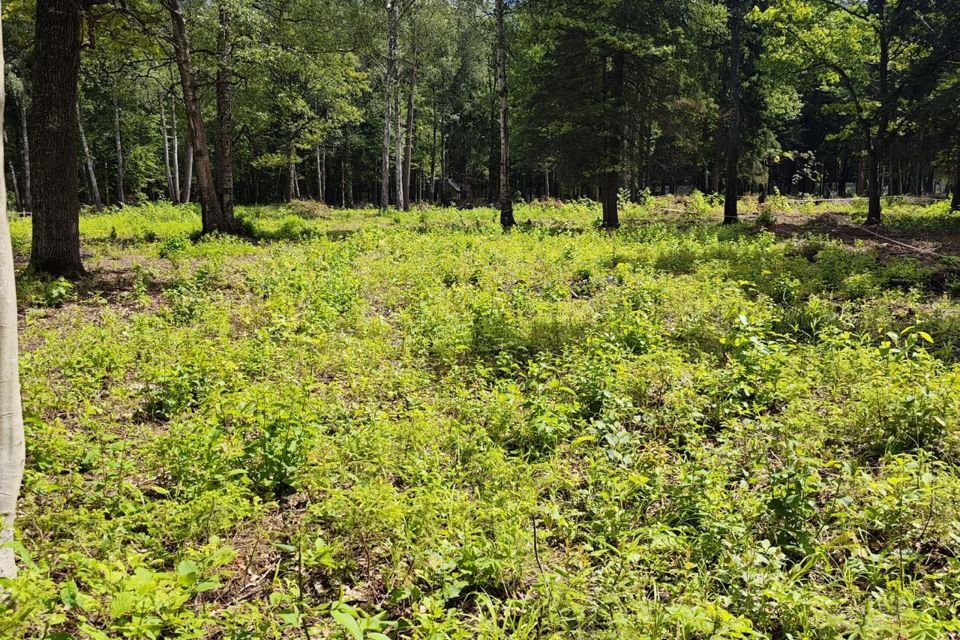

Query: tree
[521,0,685,227]
[29,0,89,277]
[161,99,177,201]
[6,75,33,213]
[113,92,126,204]
[402,54,417,211]
[0,14,26,579]
[495,0,514,228]
[171,93,182,203]
[762,0,933,224]
[723,0,745,224]
[163,0,235,233]
[77,101,103,207]
[215,0,236,220]
[896,0,960,211]
[953,158,960,212]
[381,0,399,209]
[245,0,366,204]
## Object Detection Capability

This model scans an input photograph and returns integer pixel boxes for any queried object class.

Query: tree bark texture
[29,0,85,277]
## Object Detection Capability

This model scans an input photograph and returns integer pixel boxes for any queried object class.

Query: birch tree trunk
[0,22,26,579]
[287,144,297,202]
[182,144,193,204]
[161,102,176,201]
[77,102,102,208]
[171,94,181,204]
[439,123,446,204]
[380,0,398,210]
[18,100,30,212]
[113,93,126,205]
[4,133,20,212]
[496,0,514,228]
[395,87,404,210]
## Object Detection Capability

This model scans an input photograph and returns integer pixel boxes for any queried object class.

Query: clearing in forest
[4,200,960,638]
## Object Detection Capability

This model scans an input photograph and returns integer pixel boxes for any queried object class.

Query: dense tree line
[2,0,959,275]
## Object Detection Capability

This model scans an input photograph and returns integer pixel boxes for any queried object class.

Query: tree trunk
[440,123,446,204]
[951,155,960,213]
[171,94,181,204]
[182,144,193,204]
[4,132,20,212]
[161,102,176,201]
[403,63,416,211]
[113,93,126,205]
[866,10,889,225]
[164,0,228,233]
[316,146,325,203]
[0,19,26,580]
[601,52,625,229]
[344,138,354,207]
[496,0,514,228]
[710,153,721,194]
[287,144,297,202]
[381,95,392,209]
[723,0,743,224]
[430,98,438,203]
[77,102,102,208]
[866,145,882,224]
[601,172,619,229]
[18,99,30,212]
[839,157,848,197]
[215,1,235,221]
[29,0,84,277]
[395,87,404,210]
[381,0,398,210]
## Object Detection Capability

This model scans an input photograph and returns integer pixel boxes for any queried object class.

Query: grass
[2,199,960,639]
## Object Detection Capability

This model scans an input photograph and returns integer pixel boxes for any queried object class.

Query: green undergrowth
[3,201,960,638]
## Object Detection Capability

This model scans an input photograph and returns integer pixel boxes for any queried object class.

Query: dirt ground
[768,212,960,263]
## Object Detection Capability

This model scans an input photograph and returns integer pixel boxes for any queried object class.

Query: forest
[0,0,959,638]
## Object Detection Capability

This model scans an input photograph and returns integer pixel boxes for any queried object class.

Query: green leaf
[109,591,136,620]
[331,609,364,640]
[176,559,200,586]
[195,580,221,593]
[278,611,301,626]
[177,559,199,577]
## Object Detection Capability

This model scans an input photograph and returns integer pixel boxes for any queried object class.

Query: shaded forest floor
[3,198,960,639]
